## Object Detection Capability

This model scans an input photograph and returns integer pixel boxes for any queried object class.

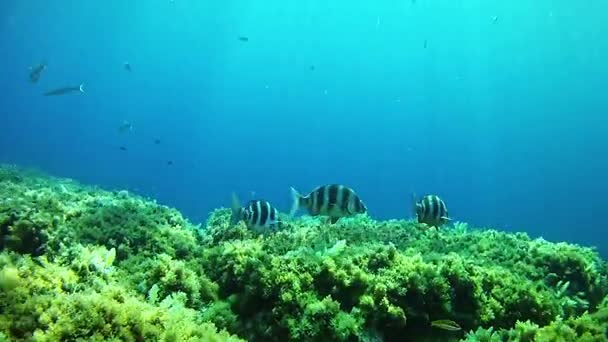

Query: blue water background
[1,1,606,255]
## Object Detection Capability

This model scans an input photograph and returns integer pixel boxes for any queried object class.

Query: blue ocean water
[1,1,606,255]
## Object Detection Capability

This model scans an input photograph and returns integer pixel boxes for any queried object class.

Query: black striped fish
[290,184,367,224]
[230,193,282,232]
[412,194,450,227]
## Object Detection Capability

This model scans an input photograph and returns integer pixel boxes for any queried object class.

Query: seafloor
[0,164,606,342]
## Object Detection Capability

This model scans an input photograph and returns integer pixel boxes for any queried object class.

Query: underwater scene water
[1,1,607,341]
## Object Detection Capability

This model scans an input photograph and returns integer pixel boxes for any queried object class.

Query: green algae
[0,164,607,341]
[0,165,238,342]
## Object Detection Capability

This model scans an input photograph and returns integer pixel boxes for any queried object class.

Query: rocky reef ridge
[0,165,606,341]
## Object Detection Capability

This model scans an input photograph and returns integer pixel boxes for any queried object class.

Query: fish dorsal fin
[410,192,419,218]
[230,193,243,225]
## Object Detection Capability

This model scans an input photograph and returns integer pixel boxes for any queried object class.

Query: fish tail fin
[230,192,242,225]
[79,84,85,93]
[289,187,303,217]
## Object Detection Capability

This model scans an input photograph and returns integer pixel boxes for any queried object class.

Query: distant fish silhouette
[124,62,132,72]
[118,120,132,134]
[310,65,315,71]
[167,160,173,165]
[43,84,84,96]
[119,146,127,151]
[29,63,47,83]
[423,39,427,49]
[238,36,249,42]
[154,139,161,144]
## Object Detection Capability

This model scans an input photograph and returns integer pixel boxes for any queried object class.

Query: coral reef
[0,164,607,341]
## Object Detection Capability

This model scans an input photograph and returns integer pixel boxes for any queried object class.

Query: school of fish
[26,57,450,233]
[230,183,450,231]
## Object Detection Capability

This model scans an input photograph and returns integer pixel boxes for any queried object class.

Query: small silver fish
[290,184,367,224]
[412,194,450,227]
[43,84,84,96]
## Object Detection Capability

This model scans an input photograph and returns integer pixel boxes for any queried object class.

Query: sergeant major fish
[43,84,84,96]
[231,193,282,232]
[290,184,367,224]
[412,194,450,227]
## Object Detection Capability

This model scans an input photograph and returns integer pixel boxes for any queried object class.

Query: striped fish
[412,194,450,227]
[289,184,367,224]
[230,193,282,232]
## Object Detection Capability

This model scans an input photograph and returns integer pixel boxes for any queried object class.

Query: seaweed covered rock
[463,297,608,341]
[0,164,203,261]
[123,252,219,309]
[0,252,243,342]
[199,212,608,341]
[1,164,607,341]
[0,165,240,340]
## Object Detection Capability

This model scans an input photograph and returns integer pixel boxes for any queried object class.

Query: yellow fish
[431,319,461,331]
